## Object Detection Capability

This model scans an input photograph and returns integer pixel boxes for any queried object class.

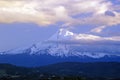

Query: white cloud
[75,34,120,42]
[0,0,119,31]
[74,34,102,40]
[91,26,106,33]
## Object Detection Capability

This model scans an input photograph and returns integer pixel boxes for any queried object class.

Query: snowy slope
[1,28,120,58]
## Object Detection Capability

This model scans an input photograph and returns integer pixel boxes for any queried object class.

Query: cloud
[91,26,106,33]
[47,28,120,45]
[0,0,119,27]
[73,34,120,42]
[0,0,72,26]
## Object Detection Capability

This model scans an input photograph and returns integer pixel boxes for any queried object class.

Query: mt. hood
[1,28,120,58]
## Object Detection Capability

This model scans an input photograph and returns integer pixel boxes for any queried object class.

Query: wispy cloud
[0,0,119,26]
[0,0,120,35]
[91,26,106,33]
[48,28,120,44]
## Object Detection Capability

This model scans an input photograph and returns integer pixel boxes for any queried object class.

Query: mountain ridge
[0,62,120,78]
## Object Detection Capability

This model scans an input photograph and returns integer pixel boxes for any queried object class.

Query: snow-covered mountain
[1,28,120,59]
[0,28,120,67]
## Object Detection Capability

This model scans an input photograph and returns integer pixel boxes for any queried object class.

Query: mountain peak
[48,28,74,41]
[59,28,74,36]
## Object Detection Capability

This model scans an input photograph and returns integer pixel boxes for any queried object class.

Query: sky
[0,0,120,51]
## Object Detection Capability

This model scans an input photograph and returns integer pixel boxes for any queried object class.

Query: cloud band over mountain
[46,28,120,45]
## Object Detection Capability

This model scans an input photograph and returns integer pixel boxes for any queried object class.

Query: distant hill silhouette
[0,62,120,79]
